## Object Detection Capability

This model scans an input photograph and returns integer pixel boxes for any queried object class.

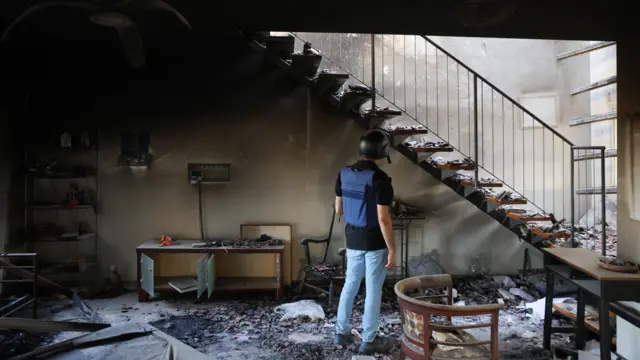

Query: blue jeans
[336,248,388,343]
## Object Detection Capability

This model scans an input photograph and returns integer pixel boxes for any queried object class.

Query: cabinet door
[197,255,207,299]
[140,253,155,297]
[207,254,215,299]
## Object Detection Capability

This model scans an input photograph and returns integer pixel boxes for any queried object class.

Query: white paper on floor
[525,297,574,320]
[579,339,619,359]
[274,300,325,321]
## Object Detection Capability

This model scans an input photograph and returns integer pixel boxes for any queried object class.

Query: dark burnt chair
[298,207,346,308]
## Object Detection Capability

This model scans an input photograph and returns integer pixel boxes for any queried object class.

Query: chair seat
[304,263,344,278]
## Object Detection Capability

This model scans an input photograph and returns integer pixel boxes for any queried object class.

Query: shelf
[556,41,616,60]
[570,75,617,95]
[216,277,280,291]
[576,186,617,195]
[568,111,617,127]
[28,204,94,210]
[573,149,617,161]
[154,276,279,293]
[31,173,96,179]
[35,233,96,243]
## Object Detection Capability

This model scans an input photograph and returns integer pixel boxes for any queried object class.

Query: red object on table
[159,236,173,247]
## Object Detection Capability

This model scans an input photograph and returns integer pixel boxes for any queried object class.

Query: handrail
[420,35,574,146]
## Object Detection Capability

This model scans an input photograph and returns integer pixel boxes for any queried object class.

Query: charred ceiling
[0,0,624,42]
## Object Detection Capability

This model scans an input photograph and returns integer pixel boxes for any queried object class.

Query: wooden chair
[395,274,504,360]
[298,207,346,308]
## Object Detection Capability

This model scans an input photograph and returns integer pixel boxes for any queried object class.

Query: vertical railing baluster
[436,48,439,135]
[502,96,505,182]
[570,146,575,247]
[491,88,494,174]
[512,103,515,189]
[425,40,428,126]
[543,128,546,212]
[552,134,556,215]
[392,35,396,104]
[481,83,484,167]
[371,33,376,115]
[457,64,460,150]
[468,71,471,156]
[600,148,606,256]
[415,37,418,121]
[474,75,479,187]
[404,35,407,114]
[446,56,450,142]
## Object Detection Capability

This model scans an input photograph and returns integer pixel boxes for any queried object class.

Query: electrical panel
[188,163,231,184]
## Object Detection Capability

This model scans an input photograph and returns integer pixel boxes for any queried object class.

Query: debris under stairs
[244,31,574,249]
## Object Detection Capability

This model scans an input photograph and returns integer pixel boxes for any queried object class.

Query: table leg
[543,268,555,350]
[137,252,149,303]
[404,225,409,278]
[599,300,611,360]
[398,224,404,278]
[575,288,586,350]
[277,253,283,300]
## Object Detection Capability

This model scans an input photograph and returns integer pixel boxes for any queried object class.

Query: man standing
[334,129,396,354]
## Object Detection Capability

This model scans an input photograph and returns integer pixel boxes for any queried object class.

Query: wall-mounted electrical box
[188,163,231,185]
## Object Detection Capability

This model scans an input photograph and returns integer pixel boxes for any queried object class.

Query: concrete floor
[24,285,567,360]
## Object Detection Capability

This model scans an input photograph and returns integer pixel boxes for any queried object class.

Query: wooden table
[136,240,285,302]
[542,248,640,360]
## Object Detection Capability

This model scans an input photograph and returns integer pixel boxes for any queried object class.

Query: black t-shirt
[335,160,394,251]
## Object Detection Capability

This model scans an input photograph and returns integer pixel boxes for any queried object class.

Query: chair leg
[297,273,307,298]
[328,281,335,308]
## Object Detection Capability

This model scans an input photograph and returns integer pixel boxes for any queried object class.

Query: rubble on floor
[6,272,585,360]
[200,235,284,248]
[0,330,45,359]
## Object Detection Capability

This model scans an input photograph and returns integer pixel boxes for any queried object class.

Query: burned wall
[17,32,593,281]
[0,110,10,251]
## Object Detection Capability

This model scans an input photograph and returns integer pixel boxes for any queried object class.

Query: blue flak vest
[340,167,379,228]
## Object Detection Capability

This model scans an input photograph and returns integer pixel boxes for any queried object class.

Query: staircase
[242,31,607,253]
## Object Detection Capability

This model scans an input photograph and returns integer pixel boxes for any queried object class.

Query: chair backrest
[395,275,504,360]
[320,207,337,263]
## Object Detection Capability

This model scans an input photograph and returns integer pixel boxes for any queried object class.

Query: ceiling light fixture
[90,12,132,28]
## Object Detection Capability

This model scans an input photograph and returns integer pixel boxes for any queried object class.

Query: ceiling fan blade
[1,2,93,44]
[115,21,146,68]
[135,0,192,29]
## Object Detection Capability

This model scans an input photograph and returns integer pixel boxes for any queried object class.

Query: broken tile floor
[4,273,585,360]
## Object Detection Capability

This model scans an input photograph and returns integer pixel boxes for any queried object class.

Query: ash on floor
[28,273,577,360]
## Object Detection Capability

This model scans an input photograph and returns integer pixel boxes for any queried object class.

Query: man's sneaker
[358,335,393,354]
[334,333,350,346]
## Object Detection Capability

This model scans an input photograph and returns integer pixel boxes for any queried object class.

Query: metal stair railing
[285,32,609,251]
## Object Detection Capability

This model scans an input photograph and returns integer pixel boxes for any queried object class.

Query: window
[519,92,558,129]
